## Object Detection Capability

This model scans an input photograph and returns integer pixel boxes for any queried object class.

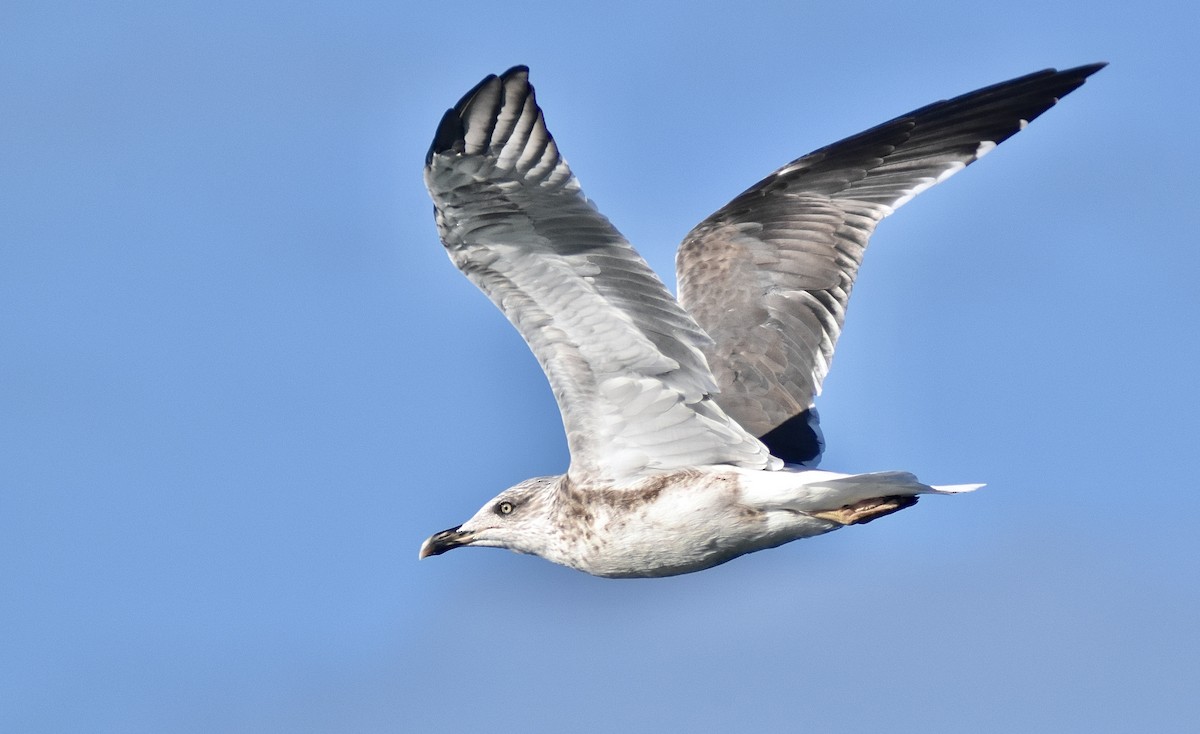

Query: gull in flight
[418,63,1103,577]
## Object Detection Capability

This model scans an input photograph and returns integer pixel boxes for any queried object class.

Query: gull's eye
[496,500,515,516]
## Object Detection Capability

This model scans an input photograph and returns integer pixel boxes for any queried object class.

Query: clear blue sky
[3,1,1197,732]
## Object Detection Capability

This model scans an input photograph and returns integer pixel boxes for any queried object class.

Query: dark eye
[496,500,515,516]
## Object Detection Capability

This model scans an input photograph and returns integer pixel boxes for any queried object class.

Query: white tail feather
[929,483,985,494]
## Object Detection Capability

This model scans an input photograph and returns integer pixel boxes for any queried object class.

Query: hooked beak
[419,525,475,559]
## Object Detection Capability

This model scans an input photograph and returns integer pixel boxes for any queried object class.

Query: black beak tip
[419,525,470,559]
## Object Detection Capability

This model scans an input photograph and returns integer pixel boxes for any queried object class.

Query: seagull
[418,63,1103,577]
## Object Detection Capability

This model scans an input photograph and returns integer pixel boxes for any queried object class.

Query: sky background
[4,1,1198,732]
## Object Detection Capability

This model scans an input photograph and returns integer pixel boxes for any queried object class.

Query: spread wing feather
[425,66,779,485]
[677,63,1104,464]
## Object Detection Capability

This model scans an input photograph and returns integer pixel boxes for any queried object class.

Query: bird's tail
[790,470,982,525]
[807,470,983,500]
[928,482,986,494]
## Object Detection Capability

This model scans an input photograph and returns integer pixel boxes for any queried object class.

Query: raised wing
[425,66,779,484]
[677,63,1104,465]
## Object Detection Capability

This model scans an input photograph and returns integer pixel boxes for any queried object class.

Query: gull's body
[418,64,1102,578]
[446,467,967,579]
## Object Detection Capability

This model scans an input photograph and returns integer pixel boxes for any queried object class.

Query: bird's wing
[676,63,1104,465]
[425,66,779,485]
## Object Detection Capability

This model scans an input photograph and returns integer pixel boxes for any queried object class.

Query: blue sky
[3,1,1198,731]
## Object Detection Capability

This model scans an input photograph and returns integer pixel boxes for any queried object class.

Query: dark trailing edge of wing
[425,65,532,165]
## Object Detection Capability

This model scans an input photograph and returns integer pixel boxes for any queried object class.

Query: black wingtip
[425,66,533,166]
[425,72,499,165]
[1055,61,1108,93]
[1071,61,1109,76]
[452,72,500,116]
[426,107,464,166]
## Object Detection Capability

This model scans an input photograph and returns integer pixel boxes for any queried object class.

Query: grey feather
[677,64,1104,449]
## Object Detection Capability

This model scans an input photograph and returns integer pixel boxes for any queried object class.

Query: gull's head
[419,475,560,561]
